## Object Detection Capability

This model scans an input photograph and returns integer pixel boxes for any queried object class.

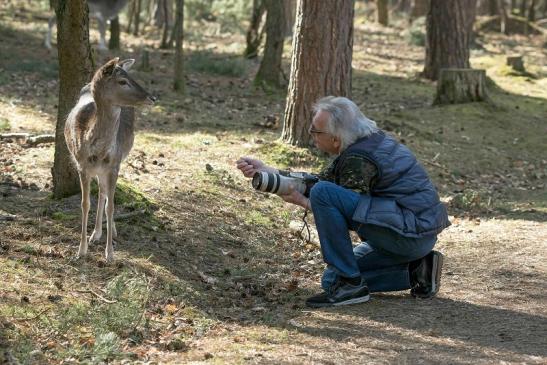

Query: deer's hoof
[90,230,102,243]
[105,251,114,263]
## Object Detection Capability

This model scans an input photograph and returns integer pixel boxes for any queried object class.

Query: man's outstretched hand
[236,157,276,178]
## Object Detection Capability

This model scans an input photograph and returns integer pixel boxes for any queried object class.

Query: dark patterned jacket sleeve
[317,155,378,194]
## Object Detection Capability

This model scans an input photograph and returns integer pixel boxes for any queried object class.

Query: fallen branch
[75,289,117,304]
[26,134,55,146]
[0,214,16,222]
[0,133,55,146]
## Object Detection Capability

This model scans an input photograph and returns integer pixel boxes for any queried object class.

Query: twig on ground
[0,133,55,146]
[423,159,450,172]
[75,289,117,304]
[11,306,52,322]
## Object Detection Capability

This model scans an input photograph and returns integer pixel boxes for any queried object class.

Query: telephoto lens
[252,171,306,196]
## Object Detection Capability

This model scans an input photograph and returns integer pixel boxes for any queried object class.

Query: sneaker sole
[306,294,371,308]
[430,251,444,295]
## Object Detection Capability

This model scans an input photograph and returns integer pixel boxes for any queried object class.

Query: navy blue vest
[339,131,450,237]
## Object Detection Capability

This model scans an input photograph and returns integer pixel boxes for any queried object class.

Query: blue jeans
[309,181,437,293]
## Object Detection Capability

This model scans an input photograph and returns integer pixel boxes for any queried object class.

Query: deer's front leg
[104,169,119,262]
[90,177,106,243]
[78,172,92,258]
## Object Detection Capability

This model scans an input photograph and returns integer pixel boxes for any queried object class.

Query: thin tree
[51,0,94,198]
[282,0,354,147]
[173,0,184,92]
[109,16,120,49]
[254,0,286,89]
[244,0,266,58]
[377,0,389,26]
[422,0,477,81]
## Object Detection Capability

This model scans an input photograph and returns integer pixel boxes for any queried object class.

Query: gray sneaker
[410,251,444,299]
[306,277,370,308]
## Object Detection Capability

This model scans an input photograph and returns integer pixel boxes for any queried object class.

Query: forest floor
[0,2,546,364]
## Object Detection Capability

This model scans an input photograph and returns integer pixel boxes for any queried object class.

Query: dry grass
[1,1,546,364]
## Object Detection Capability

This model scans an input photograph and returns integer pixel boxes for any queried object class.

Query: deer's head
[91,58,156,107]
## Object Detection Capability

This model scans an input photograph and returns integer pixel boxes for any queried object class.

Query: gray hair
[312,96,378,151]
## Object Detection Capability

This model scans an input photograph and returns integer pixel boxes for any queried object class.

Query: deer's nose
[148,95,157,104]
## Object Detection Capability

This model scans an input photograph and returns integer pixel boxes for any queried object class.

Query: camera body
[252,171,318,197]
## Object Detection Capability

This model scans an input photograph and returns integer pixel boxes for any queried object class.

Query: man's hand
[280,188,310,210]
[236,157,277,178]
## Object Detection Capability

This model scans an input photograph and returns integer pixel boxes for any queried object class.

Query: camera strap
[298,209,312,244]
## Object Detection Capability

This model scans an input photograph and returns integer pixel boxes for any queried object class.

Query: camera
[252,171,318,197]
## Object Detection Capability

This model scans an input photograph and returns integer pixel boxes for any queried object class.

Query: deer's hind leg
[77,172,92,258]
[104,168,120,262]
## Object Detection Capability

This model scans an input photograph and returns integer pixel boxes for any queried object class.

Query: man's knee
[310,181,337,204]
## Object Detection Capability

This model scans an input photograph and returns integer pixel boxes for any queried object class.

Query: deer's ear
[101,58,120,76]
[119,59,135,72]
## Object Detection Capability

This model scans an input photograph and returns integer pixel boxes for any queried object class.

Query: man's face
[309,110,341,155]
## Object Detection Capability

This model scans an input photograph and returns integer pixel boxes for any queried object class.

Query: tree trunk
[520,0,528,16]
[52,0,94,198]
[377,0,389,25]
[282,0,354,147]
[133,0,142,35]
[109,16,120,50]
[528,0,536,21]
[254,0,286,89]
[283,0,297,36]
[173,0,184,93]
[433,69,489,105]
[498,0,509,34]
[489,0,499,15]
[423,0,477,81]
[409,0,428,23]
[244,0,266,58]
[160,0,172,48]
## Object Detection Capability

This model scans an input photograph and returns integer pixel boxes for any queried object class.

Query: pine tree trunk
[409,0,428,23]
[282,0,354,147]
[434,69,489,105]
[423,0,477,81]
[377,0,389,25]
[133,0,142,36]
[52,0,94,198]
[173,0,184,93]
[109,16,120,50]
[244,0,266,58]
[254,0,285,89]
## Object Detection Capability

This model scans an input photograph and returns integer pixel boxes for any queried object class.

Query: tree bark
[409,0,428,23]
[254,0,286,89]
[433,69,489,105]
[52,0,94,198]
[282,0,354,147]
[173,0,184,93]
[133,0,142,36]
[244,0,266,58]
[377,0,389,25]
[423,0,477,81]
[109,16,120,50]
[283,0,297,36]
[160,0,172,48]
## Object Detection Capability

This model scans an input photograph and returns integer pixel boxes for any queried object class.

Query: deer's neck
[89,97,121,146]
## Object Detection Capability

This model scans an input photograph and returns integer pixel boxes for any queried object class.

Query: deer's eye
[118,80,128,86]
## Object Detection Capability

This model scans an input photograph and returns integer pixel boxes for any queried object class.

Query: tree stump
[433,68,489,105]
[506,55,525,72]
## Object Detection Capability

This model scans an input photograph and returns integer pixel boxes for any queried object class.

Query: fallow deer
[65,58,156,262]
[46,0,129,50]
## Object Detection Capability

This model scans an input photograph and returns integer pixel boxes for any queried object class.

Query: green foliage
[407,16,426,47]
[56,271,150,362]
[450,189,492,213]
[254,141,327,171]
[90,179,157,212]
[0,117,10,131]
[187,51,248,77]
[51,211,77,221]
[185,0,252,33]
[3,59,58,79]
